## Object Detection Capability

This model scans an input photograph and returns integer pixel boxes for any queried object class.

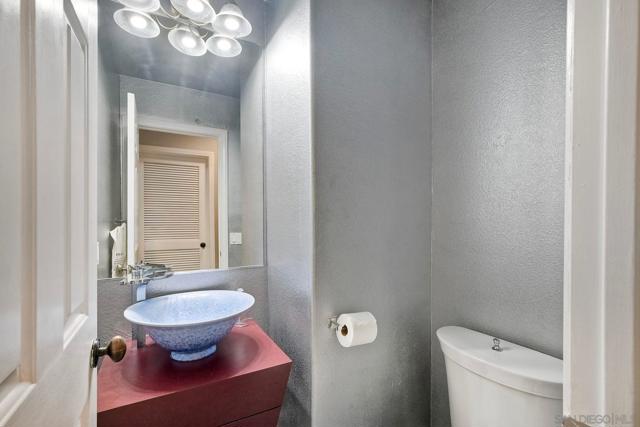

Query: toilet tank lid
[436,326,562,399]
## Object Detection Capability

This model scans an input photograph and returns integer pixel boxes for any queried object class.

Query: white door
[126,93,140,268]
[0,0,114,425]
[140,154,212,270]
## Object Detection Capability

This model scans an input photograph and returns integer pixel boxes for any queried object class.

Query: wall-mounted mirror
[97,0,265,278]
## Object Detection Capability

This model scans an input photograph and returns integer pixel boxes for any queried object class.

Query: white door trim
[565,0,639,424]
[126,93,139,267]
[136,115,229,269]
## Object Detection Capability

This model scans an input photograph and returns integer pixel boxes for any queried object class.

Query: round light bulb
[114,8,160,38]
[186,0,204,13]
[206,35,241,57]
[181,35,197,49]
[223,17,241,31]
[129,14,149,29]
[216,38,232,51]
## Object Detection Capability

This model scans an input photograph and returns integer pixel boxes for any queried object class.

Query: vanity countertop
[98,321,291,427]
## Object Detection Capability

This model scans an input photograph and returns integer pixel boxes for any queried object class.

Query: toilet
[437,326,562,427]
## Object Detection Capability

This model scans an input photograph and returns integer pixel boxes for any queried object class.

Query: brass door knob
[90,336,127,368]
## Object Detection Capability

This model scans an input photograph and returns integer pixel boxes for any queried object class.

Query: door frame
[135,115,229,269]
[564,0,639,425]
[139,144,216,269]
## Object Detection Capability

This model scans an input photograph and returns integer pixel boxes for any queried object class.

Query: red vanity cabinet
[98,321,291,427]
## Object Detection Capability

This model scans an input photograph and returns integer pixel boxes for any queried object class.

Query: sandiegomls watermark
[560,413,634,426]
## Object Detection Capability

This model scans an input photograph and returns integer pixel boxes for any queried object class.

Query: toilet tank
[437,326,562,427]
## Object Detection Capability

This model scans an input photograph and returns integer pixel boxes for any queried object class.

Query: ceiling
[98,0,265,98]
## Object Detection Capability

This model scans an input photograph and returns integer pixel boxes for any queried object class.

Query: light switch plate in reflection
[230,232,243,245]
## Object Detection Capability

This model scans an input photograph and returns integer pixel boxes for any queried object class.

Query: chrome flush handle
[492,338,503,352]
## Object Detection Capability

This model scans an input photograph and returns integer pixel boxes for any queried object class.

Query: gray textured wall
[430,1,566,426]
[240,54,265,266]
[311,0,431,426]
[97,266,268,344]
[264,0,313,425]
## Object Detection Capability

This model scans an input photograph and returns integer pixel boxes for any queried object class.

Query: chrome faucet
[124,262,173,348]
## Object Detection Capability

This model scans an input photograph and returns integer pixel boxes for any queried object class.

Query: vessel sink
[124,290,255,361]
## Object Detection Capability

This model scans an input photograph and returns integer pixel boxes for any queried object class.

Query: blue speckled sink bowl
[124,290,255,362]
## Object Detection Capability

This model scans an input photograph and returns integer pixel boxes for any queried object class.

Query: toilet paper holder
[328,316,350,337]
[327,316,339,330]
[328,312,378,347]
[329,315,356,337]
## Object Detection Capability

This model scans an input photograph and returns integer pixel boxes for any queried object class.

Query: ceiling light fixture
[168,25,207,56]
[212,2,252,38]
[206,34,242,57]
[112,0,251,58]
[169,0,215,23]
[113,8,160,38]
[129,14,149,29]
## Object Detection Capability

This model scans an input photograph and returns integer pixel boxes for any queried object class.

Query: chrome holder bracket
[328,316,339,330]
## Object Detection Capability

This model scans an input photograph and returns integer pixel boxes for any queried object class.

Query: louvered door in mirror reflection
[140,148,214,271]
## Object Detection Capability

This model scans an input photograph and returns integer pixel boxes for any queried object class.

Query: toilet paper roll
[336,312,377,348]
